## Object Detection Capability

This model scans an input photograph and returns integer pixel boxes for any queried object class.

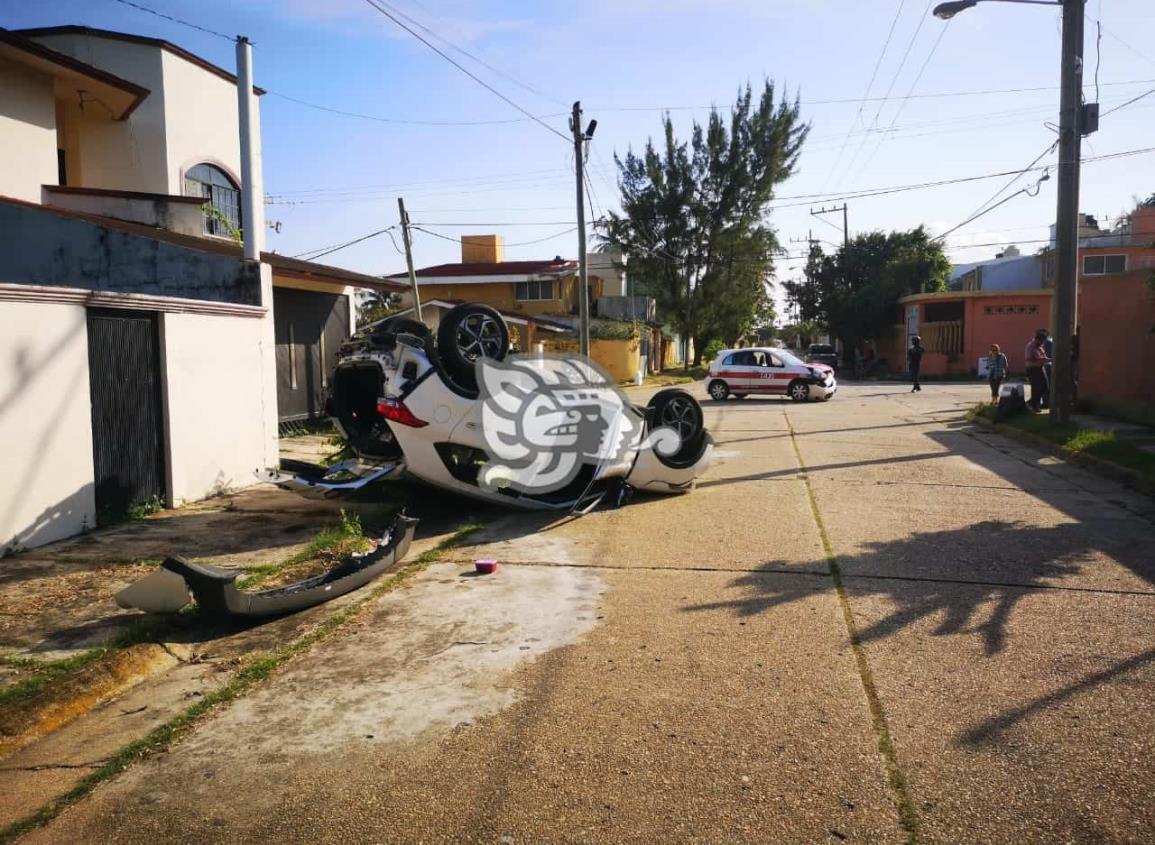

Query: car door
[747,350,776,393]
[721,349,756,393]
[767,352,793,393]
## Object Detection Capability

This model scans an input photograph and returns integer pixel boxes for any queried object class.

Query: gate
[86,309,166,522]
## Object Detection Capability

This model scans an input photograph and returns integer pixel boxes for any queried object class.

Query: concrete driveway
[19,382,1155,844]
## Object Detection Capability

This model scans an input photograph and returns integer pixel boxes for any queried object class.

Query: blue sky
[7,0,1154,308]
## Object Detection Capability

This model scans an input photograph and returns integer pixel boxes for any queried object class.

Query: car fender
[627,432,714,492]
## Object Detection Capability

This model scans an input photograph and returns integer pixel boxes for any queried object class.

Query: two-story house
[0,25,402,552]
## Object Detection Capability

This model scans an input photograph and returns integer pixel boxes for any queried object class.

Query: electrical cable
[961,139,1059,227]
[840,1,936,183]
[823,0,908,190]
[854,17,952,175]
[291,226,396,260]
[1100,87,1155,117]
[412,225,579,247]
[359,0,569,143]
[933,170,1050,243]
[108,0,235,41]
[381,0,566,107]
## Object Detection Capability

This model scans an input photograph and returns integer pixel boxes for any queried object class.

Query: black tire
[647,388,707,469]
[436,303,510,389]
[367,316,431,351]
[788,380,810,402]
[707,379,730,401]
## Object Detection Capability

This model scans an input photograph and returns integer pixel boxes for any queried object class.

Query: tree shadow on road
[682,519,1148,658]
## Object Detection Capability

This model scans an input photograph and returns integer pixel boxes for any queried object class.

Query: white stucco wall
[27,33,170,194]
[0,57,58,203]
[159,50,243,196]
[28,33,246,198]
[161,309,275,505]
[0,302,96,553]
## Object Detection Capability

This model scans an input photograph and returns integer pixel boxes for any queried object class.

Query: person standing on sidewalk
[908,336,924,393]
[987,343,1008,403]
[1024,329,1051,412]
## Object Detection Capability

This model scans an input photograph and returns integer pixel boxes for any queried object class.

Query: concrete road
[24,382,1155,844]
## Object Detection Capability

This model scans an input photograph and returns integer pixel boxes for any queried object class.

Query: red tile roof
[389,259,577,279]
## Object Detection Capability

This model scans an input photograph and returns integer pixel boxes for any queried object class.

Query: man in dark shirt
[908,336,924,393]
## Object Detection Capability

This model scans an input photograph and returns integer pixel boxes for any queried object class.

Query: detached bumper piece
[256,458,403,498]
[117,514,418,618]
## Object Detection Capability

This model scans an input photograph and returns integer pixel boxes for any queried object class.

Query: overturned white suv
[265,303,714,511]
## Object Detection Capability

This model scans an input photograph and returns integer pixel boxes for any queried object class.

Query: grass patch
[0,620,168,710]
[236,509,374,590]
[969,404,1155,485]
[642,366,707,387]
[0,521,480,845]
[1076,396,1155,429]
[784,411,919,844]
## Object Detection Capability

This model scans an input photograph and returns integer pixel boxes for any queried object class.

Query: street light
[931,0,1084,425]
[933,0,1060,19]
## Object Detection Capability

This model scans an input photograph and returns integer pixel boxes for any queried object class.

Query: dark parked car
[806,344,839,371]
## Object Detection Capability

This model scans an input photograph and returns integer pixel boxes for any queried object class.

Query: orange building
[1047,205,1155,408]
[876,289,1054,376]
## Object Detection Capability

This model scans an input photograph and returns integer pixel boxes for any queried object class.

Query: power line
[412,224,579,247]
[1101,86,1155,117]
[824,0,909,190]
[291,226,396,260]
[959,139,1059,228]
[359,0,569,143]
[379,0,566,108]
[413,220,578,227]
[854,16,952,175]
[933,170,1049,243]
[264,90,544,126]
[108,0,235,41]
[263,78,1155,133]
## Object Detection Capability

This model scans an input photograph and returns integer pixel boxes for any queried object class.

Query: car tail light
[376,398,427,427]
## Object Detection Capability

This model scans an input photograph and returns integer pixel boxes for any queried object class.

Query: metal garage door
[273,288,350,421]
[86,308,166,523]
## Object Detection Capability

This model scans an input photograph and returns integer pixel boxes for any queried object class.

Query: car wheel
[789,380,810,402]
[648,388,707,468]
[437,303,510,388]
[707,379,730,401]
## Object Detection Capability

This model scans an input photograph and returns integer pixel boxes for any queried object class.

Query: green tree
[601,81,808,364]
[357,290,403,327]
[811,227,950,359]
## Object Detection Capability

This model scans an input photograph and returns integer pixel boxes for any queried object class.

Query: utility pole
[811,204,849,248]
[397,197,422,321]
[1050,0,1085,425]
[235,37,264,262]
[570,101,596,359]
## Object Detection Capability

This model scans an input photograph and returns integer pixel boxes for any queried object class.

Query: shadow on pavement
[681,520,1115,656]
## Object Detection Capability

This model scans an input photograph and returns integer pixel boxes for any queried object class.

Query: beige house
[0,25,401,553]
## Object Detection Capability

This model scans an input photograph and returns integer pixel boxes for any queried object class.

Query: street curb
[968,414,1155,497]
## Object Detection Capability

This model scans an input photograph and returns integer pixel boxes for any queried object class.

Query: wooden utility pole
[571,101,595,359]
[1050,0,1085,424]
[810,204,849,247]
[397,197,422,321]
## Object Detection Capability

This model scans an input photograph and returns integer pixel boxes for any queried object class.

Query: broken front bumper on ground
[116,513,418,618]
[255,458,404,498]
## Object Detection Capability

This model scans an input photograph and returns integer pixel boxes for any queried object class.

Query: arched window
[184,163,240,237]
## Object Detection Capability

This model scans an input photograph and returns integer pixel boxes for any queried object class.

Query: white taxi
[705,347,837,402]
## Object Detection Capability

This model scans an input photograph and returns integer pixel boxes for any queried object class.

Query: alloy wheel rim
[457,314,502,360]
[660,397,697,440]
